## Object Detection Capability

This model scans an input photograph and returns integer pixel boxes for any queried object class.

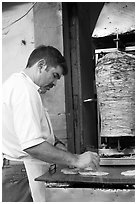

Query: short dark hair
[26,45,68,75]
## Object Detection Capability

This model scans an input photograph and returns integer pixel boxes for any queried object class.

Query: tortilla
[84,167,93,171]
[61,168,79,175]
[121,170,135,176]
[79,170,109,176]
[61,167,109,176]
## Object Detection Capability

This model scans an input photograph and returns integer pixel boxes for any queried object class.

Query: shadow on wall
[2,2,27,11]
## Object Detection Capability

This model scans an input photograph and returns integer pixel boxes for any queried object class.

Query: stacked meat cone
[95,51,135,137]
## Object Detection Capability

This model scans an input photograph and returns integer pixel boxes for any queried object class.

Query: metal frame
[62,2,104,153]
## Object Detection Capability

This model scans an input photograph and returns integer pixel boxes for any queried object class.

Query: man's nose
[53,80,57,86]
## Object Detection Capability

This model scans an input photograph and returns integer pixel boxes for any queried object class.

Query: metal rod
[83,98,96,102]
[95,46,135,54]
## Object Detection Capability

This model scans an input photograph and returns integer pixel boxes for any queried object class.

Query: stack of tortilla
[61,167,109,176]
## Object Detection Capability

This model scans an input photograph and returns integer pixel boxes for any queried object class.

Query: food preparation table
[35,165,135,189]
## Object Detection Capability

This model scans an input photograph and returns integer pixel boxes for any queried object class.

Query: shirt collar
[20,71,40,91]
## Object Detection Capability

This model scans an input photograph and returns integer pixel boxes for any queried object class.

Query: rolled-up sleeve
[12,82,45,150]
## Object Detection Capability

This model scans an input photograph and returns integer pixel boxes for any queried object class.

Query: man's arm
[54,135,66,147]
[54,135,67,151]
[24,141,100,170]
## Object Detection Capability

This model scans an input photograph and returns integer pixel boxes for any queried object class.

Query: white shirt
[2,71,55,162]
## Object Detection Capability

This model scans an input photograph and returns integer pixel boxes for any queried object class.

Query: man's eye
[53,73,60,79]
[53,73,57,79]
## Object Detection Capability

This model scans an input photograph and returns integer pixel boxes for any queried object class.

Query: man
[2,45,100,202]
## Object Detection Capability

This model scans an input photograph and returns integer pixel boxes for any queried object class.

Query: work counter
[35,166,135,202]
[35,165,135,188]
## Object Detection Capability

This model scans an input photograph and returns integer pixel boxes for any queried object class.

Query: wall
[33,2,67,144]
[2,3,35,82]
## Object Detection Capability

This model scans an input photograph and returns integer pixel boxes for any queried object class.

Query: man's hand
[75,151,100,170]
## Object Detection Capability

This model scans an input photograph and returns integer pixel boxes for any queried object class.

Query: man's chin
[38,88,48,94]
[38,85,53,94]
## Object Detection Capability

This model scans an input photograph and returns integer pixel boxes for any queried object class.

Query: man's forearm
[24,141,78,167]
[54,135,66,147]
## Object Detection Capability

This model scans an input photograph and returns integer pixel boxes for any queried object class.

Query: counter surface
[35,166,135,188]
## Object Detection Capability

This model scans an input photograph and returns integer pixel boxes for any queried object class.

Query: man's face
[38,65,63,94]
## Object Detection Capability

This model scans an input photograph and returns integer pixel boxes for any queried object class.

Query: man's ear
[38,59,46,72]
